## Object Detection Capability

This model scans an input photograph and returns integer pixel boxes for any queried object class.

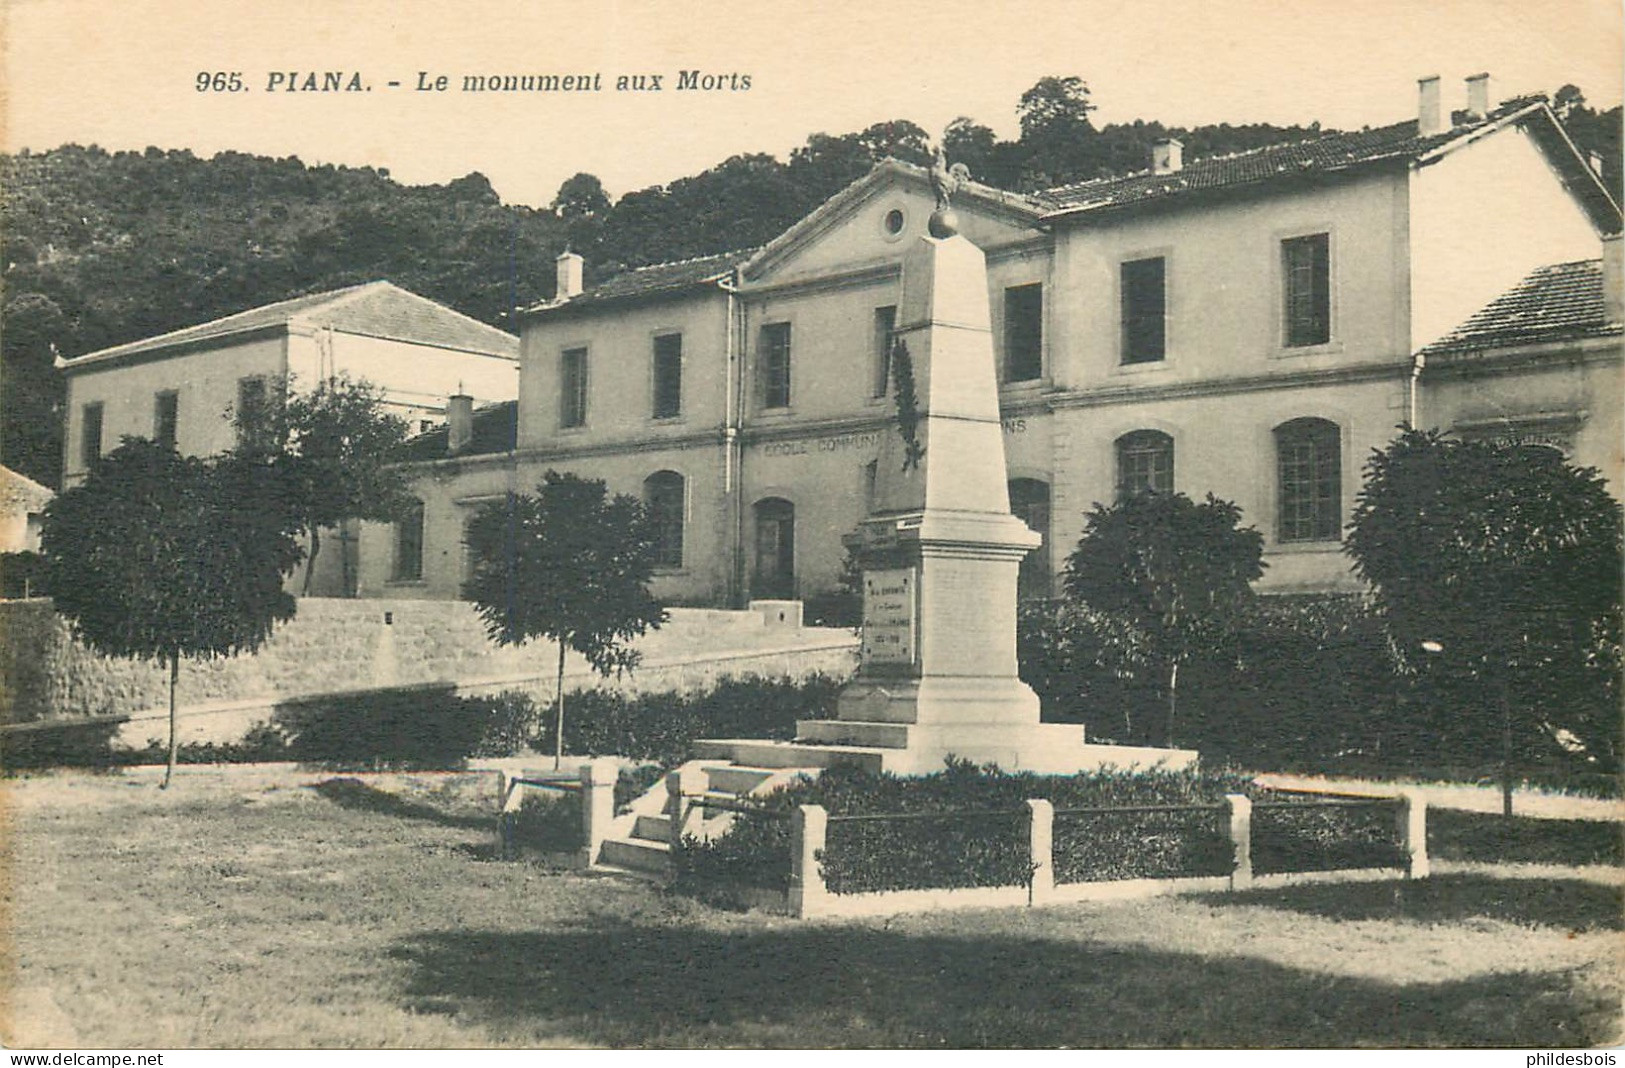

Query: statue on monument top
[928,143,971,239]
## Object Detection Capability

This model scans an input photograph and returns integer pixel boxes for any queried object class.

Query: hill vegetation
[4,78,1616,489]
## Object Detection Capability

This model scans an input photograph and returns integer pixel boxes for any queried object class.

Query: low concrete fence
[495,758,619,867]
[744,791,1429,919]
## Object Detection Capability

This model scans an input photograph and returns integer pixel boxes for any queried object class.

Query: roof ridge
[622,247,756,274]
[295,280,517,342]
[1039,117,1425,198]
[63,280,380,362]
[291,278,393,320]
[0,463,54,498]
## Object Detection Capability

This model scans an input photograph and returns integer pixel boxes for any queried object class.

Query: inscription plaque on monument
[861,568,916,664]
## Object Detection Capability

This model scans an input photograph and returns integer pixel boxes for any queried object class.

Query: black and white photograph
[2,0,1621,1053]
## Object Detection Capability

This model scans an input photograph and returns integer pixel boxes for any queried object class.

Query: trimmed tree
[40,440,305,786]
[462,470,667,768]
[1062,492,1265,746]
[1346,430,1623,812]
[234,373,410,595]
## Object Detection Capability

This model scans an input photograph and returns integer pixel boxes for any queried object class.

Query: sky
[3,0,1621,208]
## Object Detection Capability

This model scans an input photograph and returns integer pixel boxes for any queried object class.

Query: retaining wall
[0,597,858,746]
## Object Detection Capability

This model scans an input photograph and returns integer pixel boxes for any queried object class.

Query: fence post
[579,757,618,869]
[1225,794,1253,890]
[1396,790,1429,879]
[496,772,522,860]
[666,765,706,849]
[1025,799,1055,905]
[791,804,829,919]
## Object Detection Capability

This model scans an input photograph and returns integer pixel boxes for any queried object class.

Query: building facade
[57,280,520,485]
[362,78,1622,607]
[57,280,520,594]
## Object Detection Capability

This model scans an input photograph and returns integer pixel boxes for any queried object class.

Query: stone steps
[692,738,891,774]
[598,836,670,874]
[796,719,913,748]
[591,759,822,879]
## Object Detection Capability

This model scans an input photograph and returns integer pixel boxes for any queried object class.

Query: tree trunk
[302,526,322,595]
[554,639,567,771]
[162,652,179,790]
[1500,683,1514,818]
[1166,658,1180,748]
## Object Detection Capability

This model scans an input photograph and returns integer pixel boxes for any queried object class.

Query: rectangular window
[393,499,425,582]
[1003,284,1044,382]
[652,333,682,419]
[1120,257,1166,364]
[236,376,268,448]
[560,347,588,428]
[872,306,897,398]
[153,391,179,450]
[760,323,792,409]
[1283,233,1331,347]
[79,402,104,468]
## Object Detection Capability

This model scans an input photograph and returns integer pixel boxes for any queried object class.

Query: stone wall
[0,598,858,746]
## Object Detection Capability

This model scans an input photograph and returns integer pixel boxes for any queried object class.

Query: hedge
[675,762,1411,898]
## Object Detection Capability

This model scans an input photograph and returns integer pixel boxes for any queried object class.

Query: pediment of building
[740,161,1046,289]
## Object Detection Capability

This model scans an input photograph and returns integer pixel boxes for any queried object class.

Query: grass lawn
[1,768,1619,1049]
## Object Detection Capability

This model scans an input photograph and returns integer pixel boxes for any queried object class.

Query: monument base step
[692,738,892,774]
[697,726,1200,776]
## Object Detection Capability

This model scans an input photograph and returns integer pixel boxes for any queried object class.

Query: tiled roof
[523,249,750,317]
[397,400,518,461]
[1421,259,1621,357]
[1038,107,1529,218]
[64,281,518,367]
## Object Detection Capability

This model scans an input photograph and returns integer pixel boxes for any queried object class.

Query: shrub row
[676,762,1403,898]
[555,674,843,766]
[1017,592,1619,780]
[3,674,842,773]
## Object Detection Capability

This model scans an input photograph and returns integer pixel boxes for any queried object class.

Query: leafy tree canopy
[40,439,305,783]
[1061,491,1265,745]
[1346,429,1622,667]
[1346,429,1624,786]
[1064,491,1265,647]
[463,470,667,765]
[231,373,412,592]
[42,440,304,664]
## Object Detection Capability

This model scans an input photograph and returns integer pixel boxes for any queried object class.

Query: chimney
[555,250,584,300]
[1603,234,1623,325]
[446,393,474,456]
[1418,75,1444,136]
[1151,138,1184,175]
[1464,73,1491,122]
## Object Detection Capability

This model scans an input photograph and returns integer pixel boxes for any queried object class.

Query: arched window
[1115,430,1174,500]
[1009,478,1052,600]
[1275,418,1342,542]
[643,471,686,570]
[752,498,796,599]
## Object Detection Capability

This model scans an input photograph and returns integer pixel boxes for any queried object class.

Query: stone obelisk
[700,153,1197,776]
[801,155,1092,773]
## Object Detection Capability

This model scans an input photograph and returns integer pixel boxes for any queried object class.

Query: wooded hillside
[4,78,1616,489]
